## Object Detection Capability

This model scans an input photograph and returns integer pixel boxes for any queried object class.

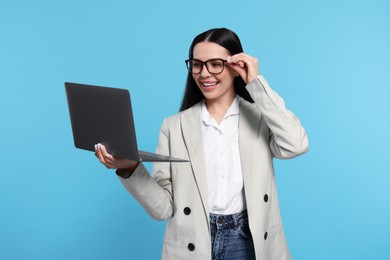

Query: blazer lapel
[238,99,262,209]
[181,103,210,226]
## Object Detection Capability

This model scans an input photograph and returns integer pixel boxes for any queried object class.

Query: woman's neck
[205,92,236,125]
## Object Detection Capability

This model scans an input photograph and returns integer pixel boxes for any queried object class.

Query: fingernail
[227,56,231,61]
[94,144,97,151]
[97,143,101,149]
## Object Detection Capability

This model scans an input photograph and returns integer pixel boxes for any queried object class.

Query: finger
[227,56,249,76]
[99,144,114,161]
[93,144,116,170]
[226,61,247,75]
[228,54,259,83]
[94,144,102,158]
[99,144,119,168]
[227,57,248,74]
[95,143,101,158]
[104,163,114,169]
[228,54,253,67]
[95,143,108,164]
[227,53,244,63]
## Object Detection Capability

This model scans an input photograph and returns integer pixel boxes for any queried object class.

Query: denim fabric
[210,210,256,260]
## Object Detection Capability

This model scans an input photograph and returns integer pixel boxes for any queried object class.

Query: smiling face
[192,41,237,105]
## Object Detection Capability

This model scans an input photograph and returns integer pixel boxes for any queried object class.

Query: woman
[95,28,309,260]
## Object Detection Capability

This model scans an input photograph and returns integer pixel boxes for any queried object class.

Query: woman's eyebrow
[192,57,225,61]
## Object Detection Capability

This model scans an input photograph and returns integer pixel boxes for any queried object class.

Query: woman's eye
[211,62,222,67]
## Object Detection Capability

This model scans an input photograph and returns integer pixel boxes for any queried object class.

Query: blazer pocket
[162,236,198,260]
[262,223,291,260]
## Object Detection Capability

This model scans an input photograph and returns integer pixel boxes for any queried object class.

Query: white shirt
[201,96,246,215]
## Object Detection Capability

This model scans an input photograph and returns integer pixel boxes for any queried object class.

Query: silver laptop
[65,82,188,162]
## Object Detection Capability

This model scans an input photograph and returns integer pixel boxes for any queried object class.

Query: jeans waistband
[210,210,248,230]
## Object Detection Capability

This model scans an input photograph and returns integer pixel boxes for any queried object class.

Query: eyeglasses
[185,58,227,74]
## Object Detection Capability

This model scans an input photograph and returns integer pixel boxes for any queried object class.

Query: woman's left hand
[226,53,259,84]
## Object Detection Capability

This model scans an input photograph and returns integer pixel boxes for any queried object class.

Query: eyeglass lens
[187,59,225,74]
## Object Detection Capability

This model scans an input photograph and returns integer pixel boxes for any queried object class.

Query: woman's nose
[200,63,211,77]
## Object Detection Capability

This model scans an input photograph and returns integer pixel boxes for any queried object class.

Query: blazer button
[183,207,191,215]
[187,243,195,251]
[264,232,268,240]
[264,194,269,203]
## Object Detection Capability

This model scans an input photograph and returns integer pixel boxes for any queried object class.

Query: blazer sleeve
[118,118,173,220]
[246,75,309,159]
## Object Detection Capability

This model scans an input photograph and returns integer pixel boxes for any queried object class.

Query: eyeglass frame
[185,58,228,74]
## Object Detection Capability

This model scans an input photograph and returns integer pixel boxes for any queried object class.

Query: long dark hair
[179,28,254,112]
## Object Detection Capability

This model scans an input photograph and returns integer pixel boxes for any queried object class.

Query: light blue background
[1,0,389,259]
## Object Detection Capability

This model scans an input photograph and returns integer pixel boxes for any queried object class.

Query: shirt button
[264,194,269,203]
[264,232,268,240]
[183,207,191,215]
[187,243,195,251]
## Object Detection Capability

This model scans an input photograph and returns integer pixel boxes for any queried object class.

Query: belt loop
[233,212,238,228]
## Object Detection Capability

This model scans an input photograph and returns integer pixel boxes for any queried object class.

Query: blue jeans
[210,210,256,260]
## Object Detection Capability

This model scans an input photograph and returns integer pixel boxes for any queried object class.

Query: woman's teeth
[203,82,218,87]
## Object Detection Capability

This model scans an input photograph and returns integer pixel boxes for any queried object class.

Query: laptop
[65,82,188,162]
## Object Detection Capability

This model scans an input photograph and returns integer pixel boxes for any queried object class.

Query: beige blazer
[119,75,309,260]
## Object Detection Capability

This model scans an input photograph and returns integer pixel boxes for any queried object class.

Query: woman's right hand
[95,143,139,173]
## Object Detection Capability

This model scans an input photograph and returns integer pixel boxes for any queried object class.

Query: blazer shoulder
[164,102,202,124]
[239,96,260,114]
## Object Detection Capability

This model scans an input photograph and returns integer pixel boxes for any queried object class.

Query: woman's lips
[201,81,219,91]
